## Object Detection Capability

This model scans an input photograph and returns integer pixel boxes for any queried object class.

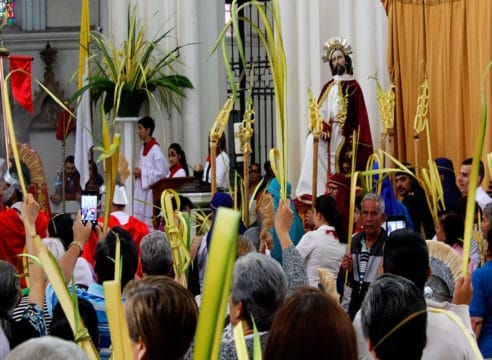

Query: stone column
[115,116,139,215]
[22,0,46,31]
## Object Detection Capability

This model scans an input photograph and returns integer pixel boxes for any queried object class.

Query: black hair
[314,195,342,237]
[94,226,138,290]
[65,156,75,165]
[383,228,429,291]
[138,116,156,136]
[168,143,189,176]
[439,212,464,247]
[462,157,485,182]
[48,213,74,250]
[50,297,100,348]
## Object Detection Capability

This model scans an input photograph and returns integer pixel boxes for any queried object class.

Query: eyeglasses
[327,185,339,192]
[168,152,178,157]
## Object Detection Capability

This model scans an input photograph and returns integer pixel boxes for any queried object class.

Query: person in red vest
[0,162,49,286]
[82,185,149,273]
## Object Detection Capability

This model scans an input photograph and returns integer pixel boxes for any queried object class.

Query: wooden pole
[210,141,217,197]
[243,149,250,226]
[312,136,319,209]
[0,49,10,162]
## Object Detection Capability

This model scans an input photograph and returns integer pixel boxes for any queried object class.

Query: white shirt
[203,151,230,189]
[296,224,346,287]
[476,186,492,210]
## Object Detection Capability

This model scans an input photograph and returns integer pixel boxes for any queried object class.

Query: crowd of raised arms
[1,41,492,360]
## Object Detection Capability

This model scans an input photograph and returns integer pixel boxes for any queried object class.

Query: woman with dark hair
[85,160,104,192]
[296,195,346,287]
[264,286,357,360]
[167,143,189,178]
[470,230,492,358]
[436,212,475,272]
[202,132,230,189]
[124,276,198,360]
[50,297,99,348]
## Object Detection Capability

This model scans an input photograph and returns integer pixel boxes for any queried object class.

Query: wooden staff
[0,48,10,161]
[312,136,319,209]
[307,88,323,208]
[210,140,217,197]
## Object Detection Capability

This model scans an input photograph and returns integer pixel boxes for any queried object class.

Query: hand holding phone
[81,191,98,227]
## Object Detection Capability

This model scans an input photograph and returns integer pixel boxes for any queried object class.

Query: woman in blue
[266,178,304,264]
[470,230,492,358]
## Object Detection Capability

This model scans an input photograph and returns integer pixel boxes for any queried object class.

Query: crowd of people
[1,37,492,360]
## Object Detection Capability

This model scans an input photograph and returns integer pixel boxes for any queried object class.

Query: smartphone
[81,191,98,226]
[385,215,407,235]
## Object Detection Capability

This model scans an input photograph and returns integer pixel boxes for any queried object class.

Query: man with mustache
[296,37,373,202]
[341,193,387,320]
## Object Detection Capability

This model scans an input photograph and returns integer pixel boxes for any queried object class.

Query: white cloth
[133,143,169,228]
[203,151,230,189]
[168,168,186,178]
[476,186,492,211]
[111,210,130,226]
[296,224,346,287]
[295,74,353,199]
[354,299,476,360]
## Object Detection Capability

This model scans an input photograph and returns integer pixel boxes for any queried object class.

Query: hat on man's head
[435,157,455,175]
[210,191,233,213]
[112,185,128,206]
[322,37,353,63]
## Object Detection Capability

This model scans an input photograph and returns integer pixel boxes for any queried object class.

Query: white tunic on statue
[133,143,169,228]
[295,74,351,199]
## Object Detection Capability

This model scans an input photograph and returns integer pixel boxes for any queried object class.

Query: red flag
[56,108,76,141]
[9,55,33,113]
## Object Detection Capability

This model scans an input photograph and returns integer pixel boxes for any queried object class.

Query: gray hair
[6,336,89,360]
[42,237,66,260]
[361,274,427,360]
[140,231,173,276]
[0,261,20,340]
[231,253,287,331]
[362,192,385,215]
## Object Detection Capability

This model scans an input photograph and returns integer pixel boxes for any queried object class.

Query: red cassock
[0,209,50,287]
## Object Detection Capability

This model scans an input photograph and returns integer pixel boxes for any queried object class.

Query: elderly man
[354,228,477,359]
[296,37,373,201]
[139,231,173,276]
[341,193,387,319]
[361,274,428,360]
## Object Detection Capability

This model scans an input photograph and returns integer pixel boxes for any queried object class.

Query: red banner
[9,55,33,113]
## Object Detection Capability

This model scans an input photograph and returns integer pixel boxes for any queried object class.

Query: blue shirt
[46,283,116,360]
[470,261,492,357]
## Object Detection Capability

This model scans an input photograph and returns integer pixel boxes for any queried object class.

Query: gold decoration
[337,85,349,130]
[308,88,323,138]
[238,97,255,153]
[322,37,353,63]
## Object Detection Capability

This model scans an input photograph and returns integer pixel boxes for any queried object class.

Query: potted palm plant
[71,6,193,117]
